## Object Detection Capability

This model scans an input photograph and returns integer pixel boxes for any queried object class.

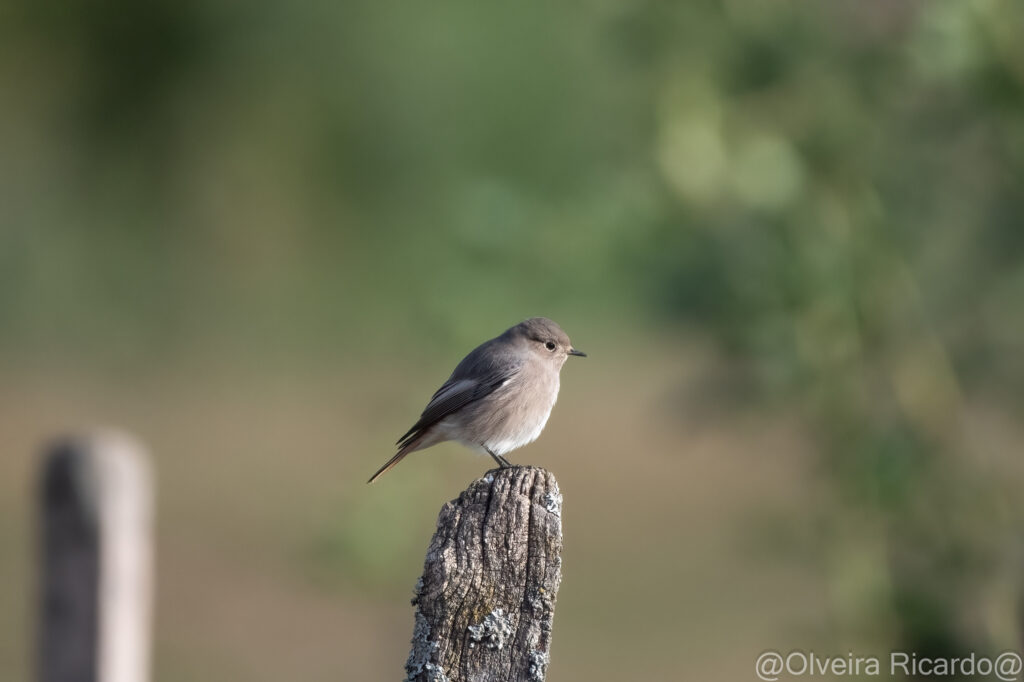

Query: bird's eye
[545,341,556,351]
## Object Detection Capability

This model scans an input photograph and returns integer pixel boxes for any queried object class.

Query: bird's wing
[396,358,519,448]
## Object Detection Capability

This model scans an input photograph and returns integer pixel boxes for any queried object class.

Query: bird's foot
[485,448,512,469]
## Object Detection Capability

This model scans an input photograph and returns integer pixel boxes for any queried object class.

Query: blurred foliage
[3,0,1024,673]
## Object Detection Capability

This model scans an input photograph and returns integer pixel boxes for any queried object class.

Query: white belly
[484,408,551,455]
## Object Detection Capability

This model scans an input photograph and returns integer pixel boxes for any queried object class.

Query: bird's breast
[479,369,560,456]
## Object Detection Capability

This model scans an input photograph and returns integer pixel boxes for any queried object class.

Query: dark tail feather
[367,441,418,484]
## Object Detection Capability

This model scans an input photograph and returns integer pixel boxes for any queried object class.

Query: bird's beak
[568,348,587,357]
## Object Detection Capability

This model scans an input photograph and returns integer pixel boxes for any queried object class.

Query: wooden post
[405,466,563,682]
[37,431,154,682]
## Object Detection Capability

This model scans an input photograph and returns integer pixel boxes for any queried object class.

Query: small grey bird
[368,317,586,483]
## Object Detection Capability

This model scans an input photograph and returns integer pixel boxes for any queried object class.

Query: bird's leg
[485,447,511,469]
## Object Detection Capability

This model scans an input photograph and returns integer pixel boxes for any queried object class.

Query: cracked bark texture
[405,466,562,682]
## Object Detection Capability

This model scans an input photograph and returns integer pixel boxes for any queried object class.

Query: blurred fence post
[38,432,154,682]
[405,466,562,682]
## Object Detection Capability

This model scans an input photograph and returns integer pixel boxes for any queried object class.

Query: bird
[368,317,586,483]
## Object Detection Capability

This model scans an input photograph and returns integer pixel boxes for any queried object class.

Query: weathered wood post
[37,431,154,682]
[405,465,563,682]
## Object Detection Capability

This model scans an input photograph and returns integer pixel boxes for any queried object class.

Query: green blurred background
[2,0,1024,680]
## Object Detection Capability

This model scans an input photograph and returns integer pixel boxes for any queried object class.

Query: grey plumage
[368,317,585,483]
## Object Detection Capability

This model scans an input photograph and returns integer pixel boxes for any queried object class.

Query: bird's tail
[368,429,432,483]
[367,447,412,484]
[368,427,445,483]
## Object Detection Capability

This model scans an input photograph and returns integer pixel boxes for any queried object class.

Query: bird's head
[511,317,586,367]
